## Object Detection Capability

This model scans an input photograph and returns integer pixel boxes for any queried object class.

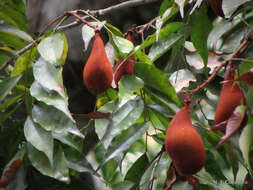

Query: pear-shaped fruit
[214,68,245,125]
[165,105,206,176]
[114,32,135,87]
[83,32,113,94]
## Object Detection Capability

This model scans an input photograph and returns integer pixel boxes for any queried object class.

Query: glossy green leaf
[224,144,239,181]
[169,69,197,93]
[0,102,21,125]
[0,31,24,49]
[53,132,82,153]
[204,150,227,182]
[148,33,182,61]
[30,81,73,121]
[106,24,124,37]
[24,117,53,165]
[0,75,22,102]
[138,22,183,51]
[100,122,149,166]
[0,5,29,32]
[0,95,22,112]
[33,57,66,98]
[139,161,155,190]
[11,48,37,77]
[239,119,253,173]
[119,75,144,92]
[38,33,68,65]
[112,35,134,54]
[82,21,105,51]
[32,102,76,133]
[111,181,134,190]
[102,159,118,182]
[0,24,33,42]
[27,143,70,183]
[191,6,212,64]
[134,59,181,107]
[118,75,144,103]
[100,97,144,149]
[125,153,150,184]
[158,0,172,16]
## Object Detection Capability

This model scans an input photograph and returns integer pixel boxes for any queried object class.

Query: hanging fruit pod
[114,32,136,87]
[83,31,113,95]
[165,104,206,176]
[214,67,245,126]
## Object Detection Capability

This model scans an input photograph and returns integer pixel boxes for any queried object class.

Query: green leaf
[111,181,134,190]
[138,22,183,51]
[119,75,144,92]
[139,161,155,190]
[151,133,166,145]
[158,0,173,16]
[100,122,149,166]
[82,21,105,51]
[11,47,37,77]
[239,119,253,173]
[0,75,22,102]
[27,143,70,183]
[191,5,212,64]
[38,33,68,65]
[148,104,172,128]
[106,24,124,37]
[32,102,76,133]
[100,97,144,149]
[0,24,33,42]
[118,75,144,103]
[0,95,22,112]
[169,69,197,93]
[134,57,181,107]
[102,159,118,182]
[0,5,29,32]
[148,33,182,61]
[125,153,150,184]
[53,132,82,153]
[33,57,65,98]
[30,81,73,121]
[223,144,239,181]
[0,31,25,49]
[204,150,227,182]
[112,35,134,54]
[0,102,21,125]
[24,116,54,165]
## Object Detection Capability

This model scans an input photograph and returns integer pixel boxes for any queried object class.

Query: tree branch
[58,0,160,31]
[179,33,253,94]
[95,0,160,16]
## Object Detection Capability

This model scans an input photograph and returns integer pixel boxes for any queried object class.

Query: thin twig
[58,0,160,31]
[180,33,253,94]
[66,11,98,31]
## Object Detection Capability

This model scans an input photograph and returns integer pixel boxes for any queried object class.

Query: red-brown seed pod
[0,159,22,188]
[214,67,245,125]
[165,105,206,176]
[114,32,136,87]
[83,31,113,94]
